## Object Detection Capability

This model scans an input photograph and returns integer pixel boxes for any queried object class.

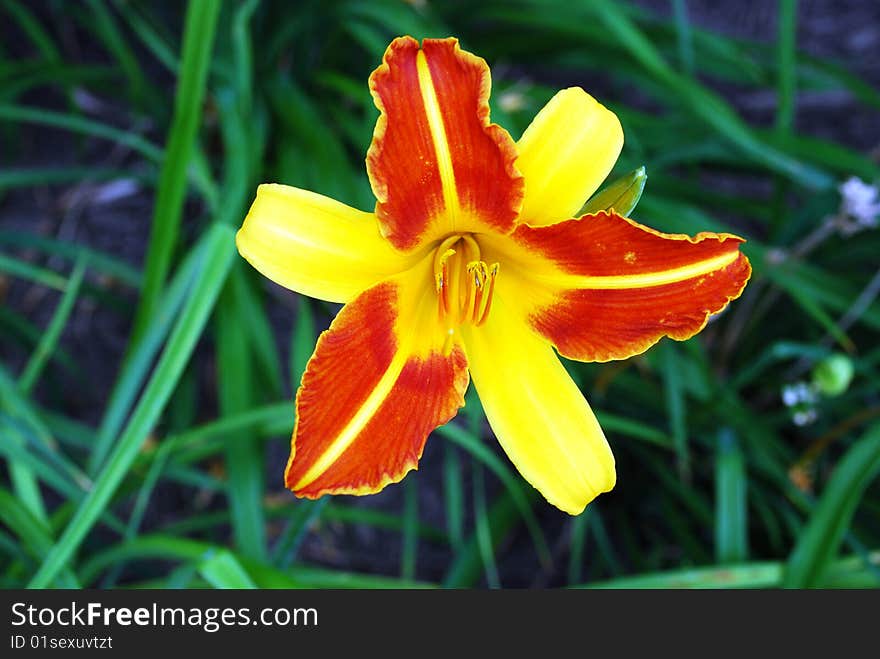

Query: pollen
[433,234,498,330]
[624,251,636,264]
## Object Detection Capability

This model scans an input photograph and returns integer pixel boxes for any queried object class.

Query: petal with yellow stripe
[366,36,523,251]
[286,263,469,498]
[462,297,616,515]
[516,87,623,227]
[237,183,417,303]
[482,210,752,362]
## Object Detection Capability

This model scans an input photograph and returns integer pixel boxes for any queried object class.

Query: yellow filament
[433,234,499,329]
[475,263,499,326]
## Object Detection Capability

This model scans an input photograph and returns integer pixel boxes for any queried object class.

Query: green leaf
[0,488,78,587]
[79,534,434,589]
[437,422,551,569]
[19,257,86,394]
[715,429,749,563]
[81,0,147,103]
[567,509,591,584]
[401,477,419,580]
[89,235,208,474]
[579,554,880,589]
[28,223,236,588]
[0,253,67,291]
[784,423,880,588]
[199,550,257,589]
[2,0,60,63]
[130,0,221,345]
[216,266,266,561]
[272,499,328,568]
[774,0,797,134]
[443,443,465,551]
[660,342,689,479]
[580,166,647,216]
[0,104,162,161]
[473,463,501,588]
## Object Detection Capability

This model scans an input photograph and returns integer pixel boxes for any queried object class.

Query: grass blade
[715,428,749,563]
[18,257,86,394]
[660,342,689,479]
[2,0,60,63]
[0,230,140,287]
[443,490,526,588]
[775,0,797,134]
[81,0,147,103]
[443,442,465,551]
[473,463,501,588]
[567,509,591,584]
[0,488,78,587]
[580,553,880,589]
[130,0,221,345]
[199,550,257,589]
[784,423,880,588]
[437,422,552,569]
[216,266,266,560]
[401,477,419,580]
[671,0,694,74]
[272,499,328,568]
[88,236,207,474]
[0,104,162,161]
[0,253,67,290]
[28,223,236,588]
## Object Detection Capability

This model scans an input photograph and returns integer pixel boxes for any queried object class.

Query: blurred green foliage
[1,0,879,588]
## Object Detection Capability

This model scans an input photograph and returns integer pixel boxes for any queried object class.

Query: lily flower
[236,37,751,514]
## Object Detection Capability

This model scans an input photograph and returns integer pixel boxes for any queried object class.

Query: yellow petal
[236,183,419,303]
[515,87,623,227]
[461,296,616,515]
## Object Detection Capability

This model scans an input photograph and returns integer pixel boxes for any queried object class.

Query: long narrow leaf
[28,223,235,588]
[784,424,880,588]
[130,0,220,345]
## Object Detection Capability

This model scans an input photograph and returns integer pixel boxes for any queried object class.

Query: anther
[433,235,499,328]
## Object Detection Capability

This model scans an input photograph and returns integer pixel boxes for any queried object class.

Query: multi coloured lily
[236,36,751,514]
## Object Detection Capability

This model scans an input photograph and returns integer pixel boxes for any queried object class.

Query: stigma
[433,234,498,330]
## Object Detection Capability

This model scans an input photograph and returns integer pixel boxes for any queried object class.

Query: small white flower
[839,177,880,228]
[782,385,800,407]
[782,381,817,407]
[793,409,818,427]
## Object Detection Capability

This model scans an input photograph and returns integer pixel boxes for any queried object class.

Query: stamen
[445,250,461,325]
[433,235,499,329]
[475,263,499,326]
[463,262,483,324]
[434,247,456,319]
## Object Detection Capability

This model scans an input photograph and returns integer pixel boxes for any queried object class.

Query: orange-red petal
[366,36,523,252]
[482,210,751,362]
[285,273,469,498]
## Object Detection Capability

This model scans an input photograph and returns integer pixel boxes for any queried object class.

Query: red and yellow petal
[285,264,469,498]
[461,297,616,515]
[366,36,523,252]
[482,210,751,362]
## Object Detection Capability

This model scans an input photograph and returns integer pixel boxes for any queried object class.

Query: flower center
[433,234,499,330]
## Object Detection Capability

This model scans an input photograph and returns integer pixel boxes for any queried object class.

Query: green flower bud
[580,166,647,217]
[812,353,854,397]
